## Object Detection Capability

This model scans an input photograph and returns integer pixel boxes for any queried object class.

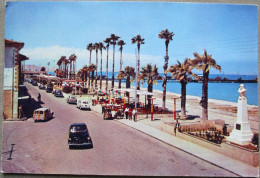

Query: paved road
[1,83,237,176]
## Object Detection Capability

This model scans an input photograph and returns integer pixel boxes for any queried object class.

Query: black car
[46,86,53,93]
[31,80,38,86]
[68,123,93,149]
[54,90,63,97]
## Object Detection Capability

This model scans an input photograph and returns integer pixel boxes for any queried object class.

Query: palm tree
[193,50,221,120]
[88,64,97,89]
[139,64,162,105]
[158,29,174,109]
[69,54,77,79]
[116,66,135,89]
[86,43,94,87]
[99,42,106,90]
[110,34,120,89]
[104,38,111,92]
[82,65,89,84]
[64,58,69,79]
[94,43,100,88]
[117,40,126,89]
[167,58,198,119]
[131,35,145,91]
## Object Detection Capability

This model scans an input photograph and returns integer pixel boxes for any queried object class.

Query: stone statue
[238,84,247,100]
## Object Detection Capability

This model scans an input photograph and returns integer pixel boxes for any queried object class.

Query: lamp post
[148,98,156,121]
[172,96,179,120]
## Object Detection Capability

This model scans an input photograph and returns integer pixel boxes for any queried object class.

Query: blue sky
[5,1,258,74]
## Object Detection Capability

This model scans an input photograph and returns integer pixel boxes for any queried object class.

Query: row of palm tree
[55,54,77,79]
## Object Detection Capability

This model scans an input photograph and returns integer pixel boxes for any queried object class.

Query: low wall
[161,123,259,167]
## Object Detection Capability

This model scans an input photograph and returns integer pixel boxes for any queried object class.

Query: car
[46,86,53,93]
[54,90,63,97]
[31,80,38,86]
[77,100,91,110]
[67,95,77,104]
[39,84,45,90]
[33,108,54,122]
[68,123,93,149]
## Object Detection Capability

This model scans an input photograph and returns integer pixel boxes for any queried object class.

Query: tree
[110,34,120,89]
[104,37,111,92]
[116,66,135,89]
[158,29,174,109]
[139,64,162,105]
[94,43,100,88]
[88,64,97,89]
[131,35,145,90]
[167,58,198,119]
[86,43,94,87]
[193,50,221,120]
[99,42,106,90]
[82,65,89,83]
[40,66,46,72]
[117,40,126,89]
[69,54,77,79]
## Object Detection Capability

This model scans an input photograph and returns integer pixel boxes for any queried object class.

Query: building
[22,64,46,79]
[4,39,29,119]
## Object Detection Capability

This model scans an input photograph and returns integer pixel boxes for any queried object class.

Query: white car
[77,100,91,110]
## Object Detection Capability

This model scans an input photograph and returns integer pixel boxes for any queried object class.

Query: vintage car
[54,90,63,97]
[33,108,54,122]
[31,80,38,86]
[67,95,77,104]
[46,86,53,93]
[103,108,112,120]
[39,84,45,90]
[77,100,91,110]
[68,123,93,149]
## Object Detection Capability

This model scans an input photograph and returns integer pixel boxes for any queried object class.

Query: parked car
[77,100,91,110]
[46,86,53,93]
[68,123,93,149]
[33,108,54,122]
[39,84,45,90]
[31,80,38,86]
[67,95,77,104]
[54,90,63,97]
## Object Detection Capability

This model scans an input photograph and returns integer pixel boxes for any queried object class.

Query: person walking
[128,107,132,120]
[132,108,137,122]
[19,105,23,120]
[124,107,129,119]
[174,120,181,136]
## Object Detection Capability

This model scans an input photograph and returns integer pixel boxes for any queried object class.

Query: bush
[62,86,72,93]
[81,88,88,93]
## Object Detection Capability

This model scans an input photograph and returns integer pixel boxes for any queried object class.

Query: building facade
[4,39,29,119]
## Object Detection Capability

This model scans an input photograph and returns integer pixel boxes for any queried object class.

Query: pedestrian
[124,107,129,119]
[132,108,137,122]
[128,107,132,120]
[102,104,105,114]
[19,105,23,120]
[92,95,95,106]
[174,120,181,136]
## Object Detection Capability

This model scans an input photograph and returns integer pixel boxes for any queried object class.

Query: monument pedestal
[227,98,253,145]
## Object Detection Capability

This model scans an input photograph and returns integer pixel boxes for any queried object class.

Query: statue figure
[238,84,247,100]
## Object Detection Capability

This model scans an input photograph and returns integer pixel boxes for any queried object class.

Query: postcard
[1,1,258,176]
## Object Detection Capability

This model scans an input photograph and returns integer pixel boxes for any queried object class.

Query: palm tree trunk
[88,51,92,89]
[162,42,169,109]
[126,76,130,88]
[137,45,140,103]
[119,49,122,89]
[95,50,98,88]
[100,50,103,90]
[180,81,187,119]
[91,71,94,89]
[106,47,109,93]
[147,78,153,106]
[202,72,209,120]
[112,44,115,89]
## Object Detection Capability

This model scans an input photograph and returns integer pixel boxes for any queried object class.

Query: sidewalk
[89,101,259,177]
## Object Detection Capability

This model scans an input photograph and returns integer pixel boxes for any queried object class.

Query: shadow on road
[19,98,43,118]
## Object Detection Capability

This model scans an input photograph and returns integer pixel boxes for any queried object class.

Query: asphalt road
[1,83,237,176]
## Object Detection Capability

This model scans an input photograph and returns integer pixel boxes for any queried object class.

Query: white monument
[227,84,254,145]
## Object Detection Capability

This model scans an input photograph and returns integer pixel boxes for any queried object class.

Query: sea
[48,71,258,106]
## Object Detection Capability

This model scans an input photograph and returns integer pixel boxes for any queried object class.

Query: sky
[5,1,258,75]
